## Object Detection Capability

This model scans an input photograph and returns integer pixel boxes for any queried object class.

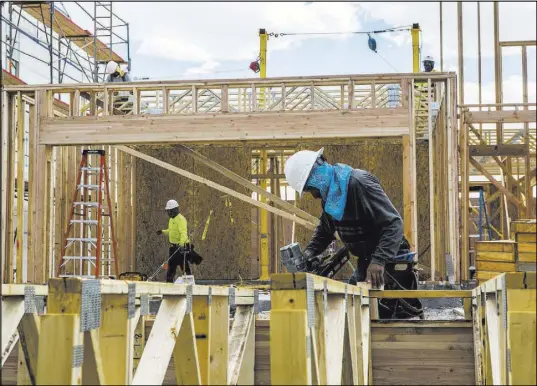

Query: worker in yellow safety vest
[157,199,202,282]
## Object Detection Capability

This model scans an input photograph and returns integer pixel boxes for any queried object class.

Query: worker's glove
[366,263,385,289]
[156,230,163,235]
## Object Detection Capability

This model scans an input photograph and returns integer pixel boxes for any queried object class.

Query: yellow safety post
[411,23,420,73]
[259,28,270,280]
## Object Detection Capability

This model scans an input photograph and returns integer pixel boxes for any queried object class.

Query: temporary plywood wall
[134,145,253,280]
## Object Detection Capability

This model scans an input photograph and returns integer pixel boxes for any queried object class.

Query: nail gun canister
[280,242,306,273]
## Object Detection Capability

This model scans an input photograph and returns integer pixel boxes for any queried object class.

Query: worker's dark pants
[166,245,191,283]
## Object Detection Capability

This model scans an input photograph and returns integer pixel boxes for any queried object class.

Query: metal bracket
[306,275,315,328]
[186,285,193,314]
[253,289,260,314]
[228,287,236,308]
[72,345,84,368]
[80,280,101,332]
[24,286,37,314]
[140,294,150,316]
[208,287,212,306]
[128,283,136,319]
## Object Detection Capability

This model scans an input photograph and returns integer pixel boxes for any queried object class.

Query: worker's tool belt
[170,243,203,265]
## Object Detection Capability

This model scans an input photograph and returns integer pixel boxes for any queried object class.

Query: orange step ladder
[57,149,119,278]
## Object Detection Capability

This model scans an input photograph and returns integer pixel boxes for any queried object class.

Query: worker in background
[105,61,133,113]
[284,148,408,289]
[105,60,131,82]
[422,55,435,72]
[156,199,202,282]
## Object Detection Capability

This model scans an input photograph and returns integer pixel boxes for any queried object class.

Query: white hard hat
[105,61,119,75]
[423,55,434,62]
[284,148,324,196]
[165,200,179,210]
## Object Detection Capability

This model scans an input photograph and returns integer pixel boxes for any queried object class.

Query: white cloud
[358,2,536,62]
[464,75,536,105]
[184,60,221,76]
[113,2,362,63]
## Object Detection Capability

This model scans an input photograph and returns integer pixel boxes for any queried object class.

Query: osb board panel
[371,325,475,385]
[294,140,431,279]
[134,145,253,280]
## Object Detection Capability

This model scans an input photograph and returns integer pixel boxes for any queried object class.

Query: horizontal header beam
[464,110,536,124]
[39,108,409,145]
[469,144,529,157]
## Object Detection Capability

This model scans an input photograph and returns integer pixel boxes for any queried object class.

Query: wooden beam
[15,93,24,283]
[469,144,528,157]
[173,312,202,385]
[39,108,410,145]
[469,157,526,210]
[18,313,40,385]
[499,40,536,47]
[178,145,318,224]
[369,290,473,298]
[132,297,187,385]
[228,306,255,385]
[458,2,464,105]
[465,110,536,124]
[1,298,24,363]
[115,145,318,230]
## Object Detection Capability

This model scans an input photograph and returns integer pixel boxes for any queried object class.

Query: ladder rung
[70,220,99,225]
[81,167,101,171]
[67,237,97,242]
[62,256,96,260]
[59,275,97,278]
[78,184,102,190]
[74,202,100,207]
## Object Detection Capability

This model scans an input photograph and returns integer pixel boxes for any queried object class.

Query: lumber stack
[512,219,537,271]
[475,220,536,283]
[475,240,517,283]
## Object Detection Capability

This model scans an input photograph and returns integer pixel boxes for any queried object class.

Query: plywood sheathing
[295,140,432,280]
[134,145,252,280]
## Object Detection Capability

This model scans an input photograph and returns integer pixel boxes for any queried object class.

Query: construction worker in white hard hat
[284,148,409,289]
[104,60,133,113]
[422,55,435,73]
[157,200,202,282]
[105,60,131,82]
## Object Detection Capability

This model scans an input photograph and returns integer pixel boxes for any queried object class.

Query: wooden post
[427,79,436,280]
[270,289,312,385]
[457,2,464,106]
[460,111,470,281]
[15,93,24,283]
[521,46,533,218]
[193,294,212,384]
[2,92,15,283]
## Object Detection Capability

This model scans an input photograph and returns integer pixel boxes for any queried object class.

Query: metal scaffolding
[1,1,130,85]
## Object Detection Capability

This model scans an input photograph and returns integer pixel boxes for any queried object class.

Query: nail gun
[280,242,350,279]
